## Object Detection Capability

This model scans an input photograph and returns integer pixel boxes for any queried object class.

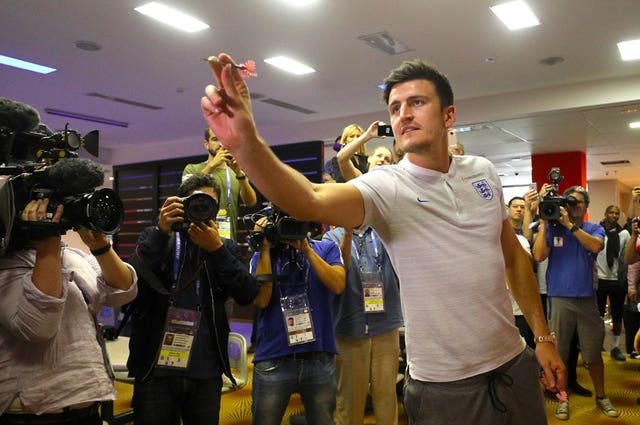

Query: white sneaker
[596,397,620,418]
[555,401,569,421]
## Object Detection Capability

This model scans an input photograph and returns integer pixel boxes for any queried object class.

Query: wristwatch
[570,224,580,233]
[535,332,557,345]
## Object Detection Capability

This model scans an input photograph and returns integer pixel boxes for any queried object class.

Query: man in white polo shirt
[200,53,565,425]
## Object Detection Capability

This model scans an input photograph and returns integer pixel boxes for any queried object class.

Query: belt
[280,351,329,361]
[0,403,100,425]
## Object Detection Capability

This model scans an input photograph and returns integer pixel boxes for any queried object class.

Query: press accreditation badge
[216,208,231,239]
[553,236,564,248]
[280,293,315,346]
[360,270,385,313]
[157,307,201,369]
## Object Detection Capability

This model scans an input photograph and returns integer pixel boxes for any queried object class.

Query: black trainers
[568,382,592,397]
[610,347,626,361]
[630,351,640,359]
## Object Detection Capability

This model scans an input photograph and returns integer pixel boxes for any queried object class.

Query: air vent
[600,160,631,166]
[86,93,163,110]
[260,98,315,115]
[358,31,412,55]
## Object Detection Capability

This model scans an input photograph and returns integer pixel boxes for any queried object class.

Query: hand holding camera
[187,220,223,252]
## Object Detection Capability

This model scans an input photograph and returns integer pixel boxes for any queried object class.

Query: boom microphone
[38,158,105,196]
[0,97,40,133]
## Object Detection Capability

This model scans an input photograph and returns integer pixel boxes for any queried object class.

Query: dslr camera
[0,98,124,255]
[245,205,311,251]
[538,167,579,221]
[171,191,219,231]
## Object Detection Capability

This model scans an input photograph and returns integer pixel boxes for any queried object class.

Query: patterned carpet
[544,353,640,425]
[217,353,640,425]
[109,321,640,424]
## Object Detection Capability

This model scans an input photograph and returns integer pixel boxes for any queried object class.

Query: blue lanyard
[351,228,381,269]
[171,232,201,300]
[173,232,182,285]
[225,167,232,206]
[274,248,310,292]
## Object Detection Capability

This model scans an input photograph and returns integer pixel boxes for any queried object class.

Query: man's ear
[443,105,456,128]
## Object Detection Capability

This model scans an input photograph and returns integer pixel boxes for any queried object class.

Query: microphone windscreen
[0,98,40,133]
[41,158,105,196]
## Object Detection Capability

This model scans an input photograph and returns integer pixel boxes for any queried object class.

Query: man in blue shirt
[533,185,619,420]
[250,214,345,425]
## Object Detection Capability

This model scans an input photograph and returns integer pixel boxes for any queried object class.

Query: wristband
[236,174,247,180]
[91,242,112,256]
[535,332,557,345]
[570,225,580,233]
[256,274,276,282]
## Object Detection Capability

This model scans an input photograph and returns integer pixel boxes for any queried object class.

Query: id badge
[157,307,201,369]
[217,209,231,239]
[360,270,385,313]
[553,236,564,248]
[280,293,315,346]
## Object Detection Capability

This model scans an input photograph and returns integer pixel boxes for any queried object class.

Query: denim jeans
[251,352,336,425]
[133,375,222,425]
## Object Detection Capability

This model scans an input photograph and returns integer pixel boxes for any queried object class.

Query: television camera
[244,205,311,251]
[0,97,124,255]
[538,167,579,222]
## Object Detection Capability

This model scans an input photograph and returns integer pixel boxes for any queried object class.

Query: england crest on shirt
[472,179,494,200]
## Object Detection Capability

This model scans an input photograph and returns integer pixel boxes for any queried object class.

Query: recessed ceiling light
[617,39,640,61]
[0,54,56,74]
[490,1,540,30]
[264,56,315,75]
[134,2,209,33]
[630,121,640,129]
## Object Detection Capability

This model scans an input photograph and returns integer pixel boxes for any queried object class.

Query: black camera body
[538,167,578,221]
[377,125,393,137]
[171,191,219,231]
[245,206,310,251]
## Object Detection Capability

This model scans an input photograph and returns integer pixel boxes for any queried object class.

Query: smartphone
[528,182,537,192]
[377,125,393,137]
[447,129,458,145]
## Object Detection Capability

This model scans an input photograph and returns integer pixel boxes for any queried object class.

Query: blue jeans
[133,375,222,425]
[252,352,336,425]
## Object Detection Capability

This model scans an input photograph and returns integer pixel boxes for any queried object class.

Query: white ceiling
[1,0,640,187]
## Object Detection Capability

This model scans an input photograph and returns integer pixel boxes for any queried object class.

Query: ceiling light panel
[630,121,640,129]
[490,1,540,30]
[264,56,316,75]
[0,54,56,74]
[134,2,209,33]
[617,39,640,61]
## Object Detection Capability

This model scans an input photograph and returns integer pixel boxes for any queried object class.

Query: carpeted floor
[110,321,640,424]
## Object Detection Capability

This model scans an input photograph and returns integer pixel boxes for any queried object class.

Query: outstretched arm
[200,53,364,228]
[336,121,383,181]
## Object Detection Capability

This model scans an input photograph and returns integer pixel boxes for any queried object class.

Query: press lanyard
[225,167,232,206]
[352,228,381,270]
[171,232,201,301]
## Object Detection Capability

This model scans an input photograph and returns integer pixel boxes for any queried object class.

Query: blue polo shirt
[545,221,605,297]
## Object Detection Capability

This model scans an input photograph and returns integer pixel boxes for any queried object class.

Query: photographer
[249,215,345,425]
[532,185,619,420]
[0,198,137,423]
[126,174,259,425]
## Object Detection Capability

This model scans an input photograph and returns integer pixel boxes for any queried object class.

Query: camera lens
[184,193,218,223]
[63,188,124,234]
